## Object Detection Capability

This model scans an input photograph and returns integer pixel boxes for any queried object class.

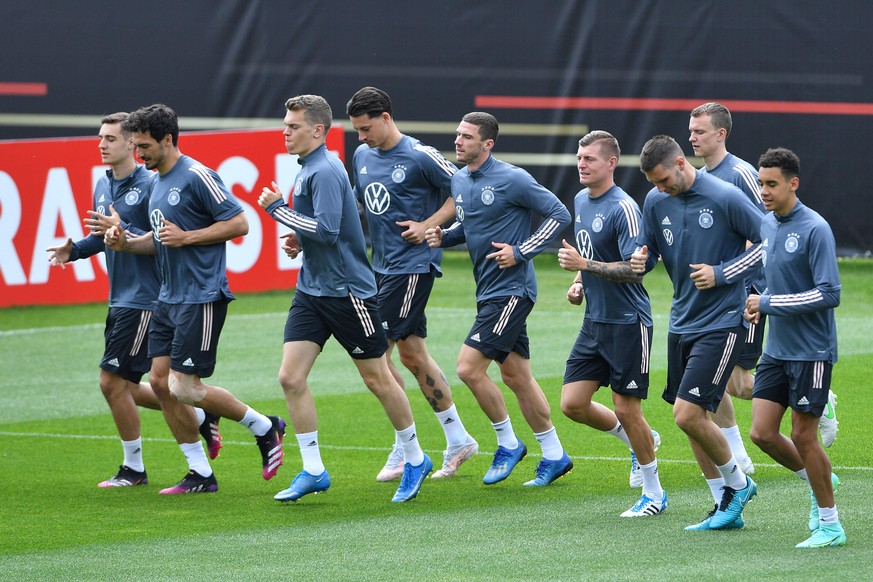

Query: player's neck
[111,157,137,180]
[157,148,183,176]
[704,148,728,170]
[587,179,614,198]
[379,128,403,151]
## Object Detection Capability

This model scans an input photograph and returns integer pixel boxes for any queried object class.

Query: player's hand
[84,204,121,237]
[46,238,74,269]
[425,226,443,248]
[280,230,301,259]
[157,218,187,247]
[104,225,126,251]
[485,242,517,269]
[745,293,761,323]
[397,220,427,244]
[689,262,716,290]
[557,239,587,272]
[259,181,283,209]
[567,280,584,305]
[630,245,649,274]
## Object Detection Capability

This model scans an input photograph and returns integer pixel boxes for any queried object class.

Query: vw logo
[662,229,674,245]
[364,182,391,215]
[576,229,593,259]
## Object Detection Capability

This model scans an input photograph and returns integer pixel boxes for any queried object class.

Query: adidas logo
[382,321,389,329]
[107,357,120,366]
[307,440,318,447]
[407,432,417,441]
[626,380,639,390]
[576,214,581,223]
[360,166,367,174]
[134,447,142,454]
[661,216,672,225]
[352,347,364,355]
[182,358,194,367]
[689,387,701,397]
[443,417,455,425]
[456,194,463,202]
[798,396,810,405]
[470,333,480,342]
[98,194,106,202]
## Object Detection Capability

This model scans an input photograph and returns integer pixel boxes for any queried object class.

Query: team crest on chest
[125,187,141,206]
[481,185,495,205]
[294,177,304,196]
[785,233,800,253]
[168,187,182,206]
[592,213,604,233]
[391,165,407,183]
[698,209,714,229]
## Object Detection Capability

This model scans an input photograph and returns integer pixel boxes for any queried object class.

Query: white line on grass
[1,430,870,471]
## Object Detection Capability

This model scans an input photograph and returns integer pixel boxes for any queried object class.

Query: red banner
[0,127,345,307]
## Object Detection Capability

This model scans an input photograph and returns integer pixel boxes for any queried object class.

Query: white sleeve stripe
[274,206,318,233]
[414,144,457,176]
[733,164,763,205]
[189,165,227,204]
[519,218,560,255]
[723,244,763,279]
[770,289,824,306]
[618,199,639,237]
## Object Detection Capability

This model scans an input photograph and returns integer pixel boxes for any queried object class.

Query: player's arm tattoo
[584,259,643,284]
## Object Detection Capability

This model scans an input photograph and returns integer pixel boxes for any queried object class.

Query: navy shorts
[664,326,743,413]
[284,290,388,359]
[148,299,228,378]
[736,314,766,370]
[563,319,651,398]
[752,353,832,417]
[100,306,152,383]
[464,295,533,364]
[375,271,435,342]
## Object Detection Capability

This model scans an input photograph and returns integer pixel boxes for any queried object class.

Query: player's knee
[168,373,206,405]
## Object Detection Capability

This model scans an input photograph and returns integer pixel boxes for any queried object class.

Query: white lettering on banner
[29,168,94,284]
[218,156,262,274]
[0,171,26,285]
[274,153,302,272]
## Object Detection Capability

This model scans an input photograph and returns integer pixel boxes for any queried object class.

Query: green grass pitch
[1,252,870,580]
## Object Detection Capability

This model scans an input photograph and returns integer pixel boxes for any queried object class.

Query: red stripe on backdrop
[0,82,48,96]
[475,96,873,116]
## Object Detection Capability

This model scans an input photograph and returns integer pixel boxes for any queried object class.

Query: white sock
[121,437,144,472]
[435,404,470,448]
[193,407,206,425]
[794,468,810,484]
[238,406,272,436]
[607,420,632,448]
[706,477,725,504]
[640,459,663,500]
[818,506,838,525]
[296,431,325,475]
[721,425,750,460]
[179,442,212,477]
[533,426,564,461]
[717,457,747,490]
[397,424,424,466]
[492,417,519,449]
